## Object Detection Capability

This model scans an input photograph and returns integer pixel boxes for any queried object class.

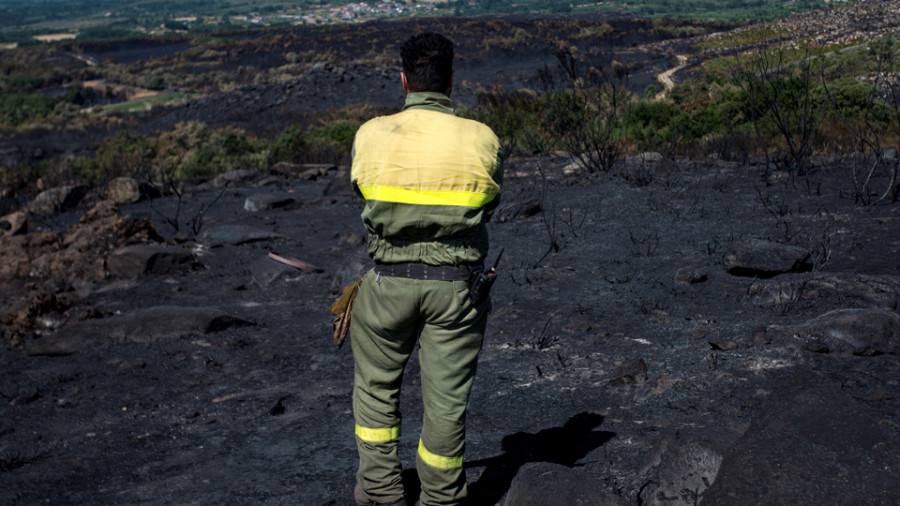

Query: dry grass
[33,33,78,42]
[82,79,162,101]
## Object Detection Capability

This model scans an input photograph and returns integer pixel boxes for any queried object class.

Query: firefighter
[349,32,503,506]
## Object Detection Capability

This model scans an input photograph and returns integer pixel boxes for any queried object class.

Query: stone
[702,375,900,505]
[627,152,664,164]
[563,316,593,334]
[105,177,160,204]
[495,198,542,223]
[722,238,811,278]
[634,374,676,402]
[243,193,295,212]
[561,160,581,174]
[329,250,371,294]
[0,210,27,236]
[323,167,354,197]
[790,308,900,355]
[26,184,90,216]
[751,328,771,345]
[270,162,336,180]
[502,462,625,506]
[0,292,72,335]
[674,267,708,284]
[709,339,739,351]
[107,244,194,278]
[748,273,900,310]
[637,425,745,506]
[609,358,648,385]
[199,225,284,246]
[202,169,262,189]
[249,255,299,287]
[27,306,254,355]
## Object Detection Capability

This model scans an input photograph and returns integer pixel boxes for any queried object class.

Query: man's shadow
[465,411,614,506]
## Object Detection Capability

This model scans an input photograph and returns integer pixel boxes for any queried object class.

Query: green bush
[272,125,306,163]
[0,92,55,125]
[61,156,102,183]
[96,130,158,182]
[272,122,360,165]
[458,87,551,156]
[177,129,269,179]
[307,121,360,150]
[816,78,890,122]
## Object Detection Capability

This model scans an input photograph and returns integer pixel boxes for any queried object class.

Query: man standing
[349,32,503,506]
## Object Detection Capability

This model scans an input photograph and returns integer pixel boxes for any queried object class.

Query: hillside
[0,0,864,45]
[655,0,900,81]
[2,0,899,177]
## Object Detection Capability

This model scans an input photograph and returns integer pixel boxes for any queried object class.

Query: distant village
[231,0,449,26]
[9,0,452,46]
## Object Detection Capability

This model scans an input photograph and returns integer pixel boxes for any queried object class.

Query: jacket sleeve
[349,137,365,201]
[484,146,504,222]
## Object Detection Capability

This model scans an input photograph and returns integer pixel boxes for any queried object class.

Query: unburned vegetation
[2,12,898,206]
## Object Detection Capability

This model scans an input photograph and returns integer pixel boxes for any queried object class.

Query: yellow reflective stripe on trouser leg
[355,424,401,443]
[418,439,464,469]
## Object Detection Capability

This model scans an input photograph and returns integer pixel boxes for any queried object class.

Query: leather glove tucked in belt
[330,278,363,349]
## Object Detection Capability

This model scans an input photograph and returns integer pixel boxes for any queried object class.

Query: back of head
[400,32,454,93]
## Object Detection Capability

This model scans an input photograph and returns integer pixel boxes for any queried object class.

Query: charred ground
[1,151,899,505]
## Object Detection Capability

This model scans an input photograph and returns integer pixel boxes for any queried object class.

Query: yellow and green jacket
[351,92,503,266]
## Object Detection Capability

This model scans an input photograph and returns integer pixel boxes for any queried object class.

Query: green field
[102,93,189,112]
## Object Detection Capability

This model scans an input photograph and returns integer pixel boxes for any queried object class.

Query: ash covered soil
[2,153,900,505]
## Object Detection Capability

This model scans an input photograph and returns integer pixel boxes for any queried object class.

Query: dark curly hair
[400,32,454,93]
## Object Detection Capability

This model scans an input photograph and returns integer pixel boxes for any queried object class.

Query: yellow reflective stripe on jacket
[355,424,401,443]
[357,185,497,207]
[417,439,463,469]
[351,109,501,195]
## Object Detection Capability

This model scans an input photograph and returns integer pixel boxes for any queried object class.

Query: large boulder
[26,184,90,216]
[243,193,295,212]
[107,244,194,278]
[199,224,284,246]
[105,177,161,205]
[202,169,263,189]
[789,308,900,355]
[0,201,161,286]
[27,306,254,355]
[637,425,745,505]
[502,462,625,506]
[722,238,811,278]
[702,375,900,505]
[748,273,900,310]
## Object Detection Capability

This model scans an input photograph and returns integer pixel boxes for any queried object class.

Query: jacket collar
[403,92,455,114]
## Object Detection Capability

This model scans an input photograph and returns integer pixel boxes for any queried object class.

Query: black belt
[374,262,477,281]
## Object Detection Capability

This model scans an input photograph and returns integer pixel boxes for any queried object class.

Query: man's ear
[401,72,410,94]
[446,71,454,96]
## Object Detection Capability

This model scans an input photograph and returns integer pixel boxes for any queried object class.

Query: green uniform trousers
[351,267,488,505]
